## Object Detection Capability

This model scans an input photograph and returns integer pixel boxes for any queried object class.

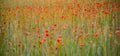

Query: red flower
[18,42,22,47]
[45,30,49,33]
[57,39,61,44]
[96,2,102,8]
[102,10,111,15]
[77,4,80,8]
[51,27,55,31]
[55,46,58,50]
[26,32,31,36]
[41,17,44,20]
[80,30,84,33]
[116,31,120,37]
[43,38,46,42]
[0,25,2,28]
[62,43,64,46]
[60,15,66,20]
[39,41,43,45]
[101,32,104,35]
[80,42,86,47]
[35,19,38,24]
[63,25,67,30]
[36,30,40,35]
[57,37,62,44]
[45,33,49,37]
[110,2,117,7]
[54,24,57,27]
[94,33,99,37]
[38,35,41,38]
[92,23,94,28]
[85,33,89,37]
[78,34,83,39]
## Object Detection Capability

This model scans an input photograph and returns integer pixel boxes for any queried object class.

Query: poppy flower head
[80,42,86,47]
[94,33,99,37]
[18,42,22,47]
[57,37,62,44]
[53,24,57,27]
[45,30,49,33]
[39,41,43,45]
[78,34,83,39]
[45,33,49,37]
[92,23,94,28]
[0,25,2,28]
[55,46,58,50]
[85,33,89,37]
[43,38,46,42]
[116,30,120,37]
[63,25,67,30]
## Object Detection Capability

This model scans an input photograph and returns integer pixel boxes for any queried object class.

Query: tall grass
[0,0,120,56]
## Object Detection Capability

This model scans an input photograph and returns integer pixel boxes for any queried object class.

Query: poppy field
[0,0,120,56]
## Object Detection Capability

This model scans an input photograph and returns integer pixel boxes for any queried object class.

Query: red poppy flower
[94,33,99,37]
[51,27,55,31]
[85,33,89,37]
[57,39,61,44]
[80,30,84,33]
[39,41,42,45]
[63,25,67,30]
[57,37,62,44]
[92,23,94,28]
[110,2,117,7]
[18,42,22,47]
[116,31,120,37]
[43,38,46,42]
[38,35,41,38]
[54,24,57,27]
[45,33,49,37]
[80,42,86,47]
[36,30,40,35]
[0,25,2,28]
[45,30,49,33]
[102,10,111,15]
[60,15,66,20]
[96,2,102,8]
[78,34,83,39]
[77,4,80,8]
[41,17,44,20]
[55,46,58,50]
[62,43,64,46]
[35,19,38,24]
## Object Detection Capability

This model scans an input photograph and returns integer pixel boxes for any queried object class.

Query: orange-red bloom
[94,33,99,37]
[116,31,120,37]
[85,33,89,37]
[53,24,57,27]
[43,38,46,42]
[45,33,49,37]
[39,41,43,45]
[55,46,58,50]
[78,34,83,39]
[0,25,2,29]
[80,42,86,47]
[92,23,94,28]
[18,42,22,47]
[45,30,49,33]
[57,37,62,44]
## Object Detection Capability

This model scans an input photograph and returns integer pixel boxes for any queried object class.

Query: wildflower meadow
[0,0,120,56]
